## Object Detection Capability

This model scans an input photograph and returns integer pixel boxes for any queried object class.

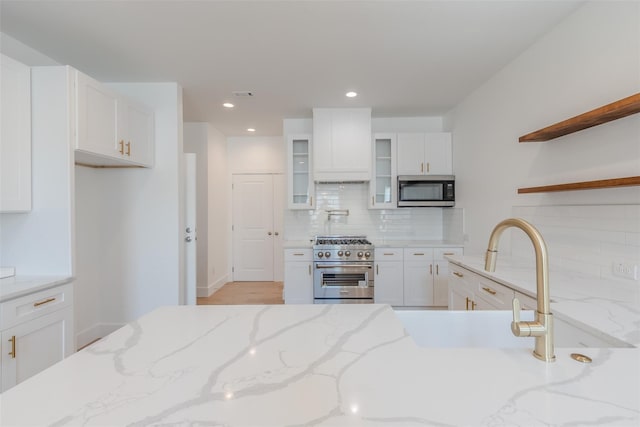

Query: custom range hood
[312,108,372,182]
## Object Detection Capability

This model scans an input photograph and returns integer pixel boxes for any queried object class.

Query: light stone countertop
[1,304,638,426]
[447,255,640,347]
[0,275,73,303]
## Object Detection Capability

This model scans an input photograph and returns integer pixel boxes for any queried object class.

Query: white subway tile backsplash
[284,183,464,241]
[512,205,640,282]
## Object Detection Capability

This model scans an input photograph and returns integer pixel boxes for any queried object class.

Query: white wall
[227,136,286,174]
[207,124,230,295]
[0,32,58,66]
[75,82,184,347]
[445,1,640,255]
[183,123,209,295]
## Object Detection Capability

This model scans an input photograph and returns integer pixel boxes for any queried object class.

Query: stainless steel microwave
[397,175,455,207]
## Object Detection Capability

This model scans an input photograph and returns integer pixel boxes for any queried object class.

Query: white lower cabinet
[0,283,74,392]
[375,246,462,307]
[448,264,512,310]
[374,249,404,306]
[283,249,313,304]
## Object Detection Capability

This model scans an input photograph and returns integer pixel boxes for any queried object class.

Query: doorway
[231,173,284,281]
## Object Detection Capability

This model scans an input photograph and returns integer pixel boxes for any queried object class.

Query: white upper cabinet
[1,54,32,212]
[397,132,452,175]
[75,70,154,167]
[312,108,371,182]
[370,133,397,209]
[286,134,314,209]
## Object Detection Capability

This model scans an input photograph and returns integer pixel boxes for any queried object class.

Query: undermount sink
[394,310,632,349]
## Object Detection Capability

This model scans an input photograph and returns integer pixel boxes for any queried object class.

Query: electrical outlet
[612,261,639,280]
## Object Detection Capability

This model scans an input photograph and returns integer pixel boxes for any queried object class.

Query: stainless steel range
[313,235,374,304]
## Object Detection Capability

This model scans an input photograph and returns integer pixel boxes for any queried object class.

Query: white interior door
[232,174,275,281]
[184,153,197,305]
[272,174,285,281]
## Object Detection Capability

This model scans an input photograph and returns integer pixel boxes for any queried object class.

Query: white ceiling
[0,0,583,136]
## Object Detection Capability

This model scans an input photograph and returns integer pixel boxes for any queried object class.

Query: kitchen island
[1,304,638,426]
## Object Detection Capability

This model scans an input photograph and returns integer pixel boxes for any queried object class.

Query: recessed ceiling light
[223,102,234,108]
[346,91,357,98]
[247,128,256,132]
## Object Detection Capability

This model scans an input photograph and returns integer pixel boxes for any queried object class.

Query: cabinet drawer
[434,247,463,260]
[474,278,513,310]
[0,283,73,330]
[284,249,313,262]
[403,248,432,260]
[449,264,472,286]
[375,248,404,261]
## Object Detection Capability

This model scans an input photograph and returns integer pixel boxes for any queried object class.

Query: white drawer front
[284,249,313,262]
[434,247,463,260]
[403,248,433,260]
[0,283,73,330]
[475,277,513,309]
[374,248,404,261]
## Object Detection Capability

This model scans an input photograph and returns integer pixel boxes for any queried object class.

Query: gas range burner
[314,236,372,246]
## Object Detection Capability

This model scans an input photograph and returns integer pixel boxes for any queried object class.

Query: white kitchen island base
[1,304,638,426]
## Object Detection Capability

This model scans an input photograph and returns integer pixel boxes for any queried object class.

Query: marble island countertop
[447,255,640,347]
[1,304,638,426]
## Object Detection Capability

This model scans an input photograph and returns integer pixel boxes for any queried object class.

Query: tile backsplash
[511,204,640,281]
[284,183,464,242]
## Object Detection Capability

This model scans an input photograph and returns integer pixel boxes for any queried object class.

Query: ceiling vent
[233,91,254,97]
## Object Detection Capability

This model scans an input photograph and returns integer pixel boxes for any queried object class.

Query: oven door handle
[315,264,373,269]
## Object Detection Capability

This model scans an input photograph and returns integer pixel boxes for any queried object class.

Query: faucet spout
[484,218,555,362]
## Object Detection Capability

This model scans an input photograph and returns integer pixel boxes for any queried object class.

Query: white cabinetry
[75,70,154,167]
[312,108,371,182]
[286,135,314,209]
[448,263,512,310]
[374,249,404,306]
[283,249,313,304]
[375,246,462,307]
[0,283,74,392]
[397,132,452,175]
[0,54,31,212]
[370,133,397,209]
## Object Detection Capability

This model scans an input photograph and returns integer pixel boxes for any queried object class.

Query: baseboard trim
[76,323,125,350]
[197,275,229,298]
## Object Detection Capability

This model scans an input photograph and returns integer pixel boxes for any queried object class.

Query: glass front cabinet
[287,134,314,209]
[370,133,397,209]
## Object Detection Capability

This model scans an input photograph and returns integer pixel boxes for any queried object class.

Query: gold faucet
[485,218,555,362]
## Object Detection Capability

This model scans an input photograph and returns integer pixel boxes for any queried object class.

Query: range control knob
[364,251,371,258]
[357,251,364,258]
[337,251,344,257]
[317,252,324,258]
[324,251,331,258]
[345,251,351,257]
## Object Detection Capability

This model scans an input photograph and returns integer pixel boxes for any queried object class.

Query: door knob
[268,232,272,235]
[186,227,192,233]
[275,232,279,236]
[185,236,192,242]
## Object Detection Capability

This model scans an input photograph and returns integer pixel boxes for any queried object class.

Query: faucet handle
[511,297,530,337]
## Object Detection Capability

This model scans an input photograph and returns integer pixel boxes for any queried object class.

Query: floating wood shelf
[518,176,640,194]
[519,93,640,142]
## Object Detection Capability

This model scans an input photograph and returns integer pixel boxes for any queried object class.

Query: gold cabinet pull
[376,264,379,275]
[383,253,394,256]
[427,162,430,173]
[429,264,433,274]
[293,253,304,256]
[482,287,497,295]
[372,196,375,206]
[420,162,424,173]
[310,196,313,206]
[443,252,455,256]
[34,297,56,307]
[413,253,425,256]
[119,140,125,154]
[436,264,439,275]
[472,301,477,310]
[453,272,463,278]
[308,264,311,275]
[8,335,16,359]
[465,297,469,311]
[126,141,131,156]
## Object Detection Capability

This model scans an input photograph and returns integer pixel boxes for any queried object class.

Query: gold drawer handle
[126,141,131,156]
[453,272,464,278]
[293,253,305,256]
[482,287,497,295]
[443,252,455,255]
[119,140,125,154]
[383,253,395,256]
[413,253,425,256]
[8,335,16,359]
[33,297,56,307]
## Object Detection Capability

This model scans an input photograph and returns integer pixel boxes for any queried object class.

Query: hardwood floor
[197,281,284,305]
